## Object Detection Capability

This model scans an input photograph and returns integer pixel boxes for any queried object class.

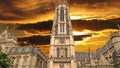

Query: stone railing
[53,57,71,62]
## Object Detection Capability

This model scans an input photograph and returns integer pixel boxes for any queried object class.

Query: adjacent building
[76,27,120,68]
[0,26,17,53]
[0,27,48,68]
[8,46,48,68]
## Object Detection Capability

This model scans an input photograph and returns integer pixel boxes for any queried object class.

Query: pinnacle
[117,24,120,34]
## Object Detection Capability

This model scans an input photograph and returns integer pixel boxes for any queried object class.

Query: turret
[51,1,72,35]
[0,26,17,53]
[111,25,120,52]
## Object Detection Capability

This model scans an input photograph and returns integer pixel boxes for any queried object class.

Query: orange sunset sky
[0,0,120,56]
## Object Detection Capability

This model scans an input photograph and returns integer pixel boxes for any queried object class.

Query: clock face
[60,38,65,44]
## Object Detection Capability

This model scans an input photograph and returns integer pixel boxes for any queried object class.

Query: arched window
[65,48,68,57]
[15,56,21,67]
[60,23,64,33]
[56,8,59,22]
[60,9,64,21]
[22,56,28,68]
[57,48,59,57]
[11,57,15,64]
[22,58,27,68]
[16,58,19,67]
[66,8,68,21]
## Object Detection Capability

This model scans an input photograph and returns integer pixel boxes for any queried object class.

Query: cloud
[0,0,55,23]
[17,20,53,31]
[18,35,50,45]
[69,0,120,9]
[18,34,91,45]
[17,18,120,34]
[72,18,120,31]
[74,34,92,41]
[0,0,120,23]
[75,29,118,52]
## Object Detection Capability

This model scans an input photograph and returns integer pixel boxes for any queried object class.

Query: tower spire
[117,24,120,34]
[6,24,10,30]
[117,24,120,29]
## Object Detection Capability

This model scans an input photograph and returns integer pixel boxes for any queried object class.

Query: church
[0,0,120,68]
[48,0,77,68]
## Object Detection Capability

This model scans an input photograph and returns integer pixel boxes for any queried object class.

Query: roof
[111,26,120,38]
[0,27,17,41]
[8,46,48,61]
[76,52,96,61]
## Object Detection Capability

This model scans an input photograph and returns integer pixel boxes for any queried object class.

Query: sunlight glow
[73,30,92,35]
[70,16,82,20]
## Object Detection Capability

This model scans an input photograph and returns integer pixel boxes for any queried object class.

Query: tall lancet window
[65,48,68,57]
[66,9,68,22]
[56,8,59,22]
[60,9,64,21]
[60,23,64,32]
[57,48,59,57]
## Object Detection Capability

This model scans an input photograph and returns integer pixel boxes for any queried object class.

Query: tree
[0,52,11,68]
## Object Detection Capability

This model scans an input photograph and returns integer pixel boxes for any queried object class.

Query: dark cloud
[72,18,120,31]
[74,34,92,41]
[17,17,120,45]
[0,0,55,21]
[17,18,120,33]
[18,35,50,45]
[0,0,120,23]
[17,20,53,31]
[68,0,120,7]
[18,35,90,45]
[69,0,114,4]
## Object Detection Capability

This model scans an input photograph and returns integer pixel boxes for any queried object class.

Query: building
[76,26,120,68]
[0,26,17,53]
[8,46,48,68]
[0,27,48,68]
[0,0,120,68]
[48,0,77,68]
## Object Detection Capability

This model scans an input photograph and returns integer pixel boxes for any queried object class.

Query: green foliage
[0,52,11,68]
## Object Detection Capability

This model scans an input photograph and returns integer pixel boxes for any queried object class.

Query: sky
[0,0,120,56]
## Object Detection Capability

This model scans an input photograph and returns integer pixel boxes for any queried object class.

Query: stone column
[48,60,53,68]
[71,60,77,68]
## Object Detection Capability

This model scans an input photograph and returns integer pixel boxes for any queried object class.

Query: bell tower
[48,1,77,68]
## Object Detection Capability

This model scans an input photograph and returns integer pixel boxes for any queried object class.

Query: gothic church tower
[48,0,77,68]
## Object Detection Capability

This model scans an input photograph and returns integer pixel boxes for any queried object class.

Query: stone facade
[0,27,48,68]
[0,1,120,68]
[48,1,77,68]
[8,46,48,68]
[76,27,120,68]
[0,26,17,53]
